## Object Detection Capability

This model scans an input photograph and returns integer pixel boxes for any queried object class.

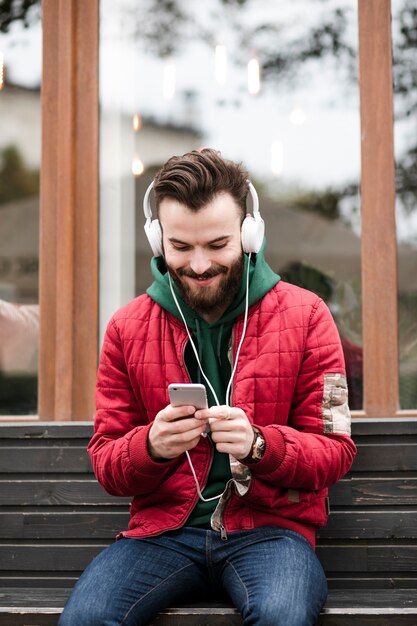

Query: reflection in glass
[99,0,362,408]
[392,0,417,409]
[0,4,42,415]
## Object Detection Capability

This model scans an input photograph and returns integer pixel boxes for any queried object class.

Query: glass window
[99,0,362,408]
[0,3,42,415]
[392,0,417,410]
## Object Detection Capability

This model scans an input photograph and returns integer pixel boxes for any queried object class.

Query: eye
[171,243,191,251]
[209,242,227,250]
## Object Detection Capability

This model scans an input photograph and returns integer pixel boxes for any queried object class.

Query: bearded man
[59,148,356,626]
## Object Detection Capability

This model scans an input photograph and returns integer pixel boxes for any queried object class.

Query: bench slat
[319,544,417,572]
[0,448,91,473]
[329,477,417,506]
[1,510,417,540]
[0,479,130,506]
[0,512,130,539]
[1,477,417,507]
[2,418,416,438]
[1,443,417,473]
[352,443,417,471]
[318,510,417,539]
[2,543,417,574]
[1,588,417,626]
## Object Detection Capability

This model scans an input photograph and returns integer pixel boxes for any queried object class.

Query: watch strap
[242,426,265,463]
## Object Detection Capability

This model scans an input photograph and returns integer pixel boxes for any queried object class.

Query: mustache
[176,266,228,280]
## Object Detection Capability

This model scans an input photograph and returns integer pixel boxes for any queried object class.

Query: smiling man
[59,148,356,626]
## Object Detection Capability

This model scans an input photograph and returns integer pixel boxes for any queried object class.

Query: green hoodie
[147,240,279,525]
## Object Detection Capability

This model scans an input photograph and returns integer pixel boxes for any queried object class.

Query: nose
[189,249,212,275]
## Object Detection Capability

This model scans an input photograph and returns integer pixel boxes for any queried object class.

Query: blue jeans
[59,526,327,626]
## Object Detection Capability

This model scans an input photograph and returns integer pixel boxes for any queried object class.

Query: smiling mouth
[184,272,221,281]
[189,275,217,284]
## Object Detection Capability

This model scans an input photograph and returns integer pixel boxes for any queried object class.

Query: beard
[168,253,244,316]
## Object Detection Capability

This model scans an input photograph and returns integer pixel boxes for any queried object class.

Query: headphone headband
[246,181,259,218]
[143,180,155,220]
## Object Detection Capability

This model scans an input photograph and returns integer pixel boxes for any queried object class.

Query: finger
[173,422,208,442]
[210,418,252,441]
[210,430,240,444]
[194,408,212,420]
[162,405,197,421]
[209,415,240,431]
[170,416,208,435]
[215,442,246,456]
[196,405,232,421]
[219,405,232,420]
[154,412,204,440]
[156,430,205,460]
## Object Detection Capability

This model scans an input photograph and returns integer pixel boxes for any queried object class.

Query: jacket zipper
[215,322,248,541]
[209,333,237,542]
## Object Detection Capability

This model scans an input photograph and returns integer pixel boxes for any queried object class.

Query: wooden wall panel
[358,0,398,417]
[39,0,99,420]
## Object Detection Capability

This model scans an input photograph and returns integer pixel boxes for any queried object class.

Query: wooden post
[358,0,399,417]
[39,0,99,420]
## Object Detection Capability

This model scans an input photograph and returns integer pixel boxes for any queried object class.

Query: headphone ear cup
[241,215,265,253]
[144,218,163,257]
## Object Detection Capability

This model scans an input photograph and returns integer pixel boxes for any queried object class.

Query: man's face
[158,192,244,320]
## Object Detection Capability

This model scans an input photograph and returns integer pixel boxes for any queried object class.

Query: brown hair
[153,148,249,218]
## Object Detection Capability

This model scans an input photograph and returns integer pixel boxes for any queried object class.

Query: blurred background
[0,0,416,414]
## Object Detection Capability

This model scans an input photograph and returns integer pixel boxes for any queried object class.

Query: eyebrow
[168,235,231,245]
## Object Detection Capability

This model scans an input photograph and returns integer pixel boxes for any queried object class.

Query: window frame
[7,0,413,421]
[358,0,416,418]
[38,0,99,421]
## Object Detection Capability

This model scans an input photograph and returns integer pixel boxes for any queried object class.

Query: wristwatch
[242,427,265,463]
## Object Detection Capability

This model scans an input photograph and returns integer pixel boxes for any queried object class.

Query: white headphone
[143,179,265,257]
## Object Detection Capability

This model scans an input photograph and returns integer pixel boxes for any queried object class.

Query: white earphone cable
[185,450,222,502]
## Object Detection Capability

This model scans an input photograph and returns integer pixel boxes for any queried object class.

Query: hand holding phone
[148,384,210,460]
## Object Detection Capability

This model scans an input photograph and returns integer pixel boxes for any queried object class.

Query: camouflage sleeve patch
[322,373,351,436]
[230,455,252,496]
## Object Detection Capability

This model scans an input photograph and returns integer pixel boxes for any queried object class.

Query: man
[59,148,356,626]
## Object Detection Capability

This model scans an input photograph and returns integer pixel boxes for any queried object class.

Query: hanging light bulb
[0,52,4,90]
[163,60,176,100]
[215,44,227,86]
[271,140,284,176]
[247,56,260,95]
[132,112,142,132]
[132,154,144,176]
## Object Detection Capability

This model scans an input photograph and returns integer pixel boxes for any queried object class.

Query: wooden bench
[0,418,416,625]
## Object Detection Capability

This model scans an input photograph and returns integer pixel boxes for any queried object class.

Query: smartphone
[168,383,208,409]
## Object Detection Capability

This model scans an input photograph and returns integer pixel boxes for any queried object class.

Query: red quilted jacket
[89,281,356,548]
